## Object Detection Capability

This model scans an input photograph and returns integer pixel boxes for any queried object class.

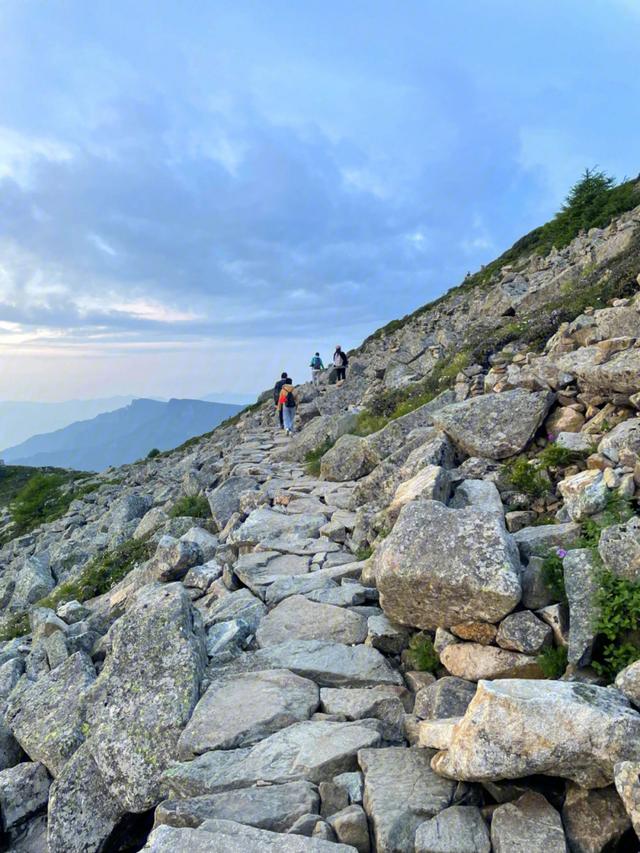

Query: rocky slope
[0,203,639,851]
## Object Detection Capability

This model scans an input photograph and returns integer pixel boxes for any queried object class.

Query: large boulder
[415,805,490,853]
[320,435,380,482]
[490,791,567,853]
[5,651,96,777]
[564,549,601,667]
[558,470,608,522]
[598,418,640,463]
[440,643,543,681]
[431,389,553,459]
[177,669,319,757]
[562,784,630,853]
[432,679,640,788]
[206,476,258,531]
[373,501,521,630]
[48,743,124,853]
[359,747,455,853]
[575,350,640,396]
[0,761,50,832]
[83,583,207,811]
[599,516,640,582]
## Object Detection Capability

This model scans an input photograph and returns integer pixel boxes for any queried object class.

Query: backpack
[285,389,296,407]
[311,356,322,369]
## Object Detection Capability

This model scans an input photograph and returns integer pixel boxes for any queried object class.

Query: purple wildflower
[556,548,567,559]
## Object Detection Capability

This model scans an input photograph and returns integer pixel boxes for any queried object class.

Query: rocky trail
[1,207,640,851]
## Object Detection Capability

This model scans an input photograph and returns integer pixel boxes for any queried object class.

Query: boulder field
[0,209,639,850]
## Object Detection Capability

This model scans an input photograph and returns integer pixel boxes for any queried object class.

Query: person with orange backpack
[277,378,298,436]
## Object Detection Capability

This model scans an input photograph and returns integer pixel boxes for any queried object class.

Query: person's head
[286,378,293,385]
[335,344,341,351]
[281,372,288,379]
[315,352,320,356]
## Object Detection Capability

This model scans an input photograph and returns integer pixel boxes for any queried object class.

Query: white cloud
[0,127,74,185]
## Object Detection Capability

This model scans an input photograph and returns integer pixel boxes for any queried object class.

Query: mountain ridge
[0,397,244,472]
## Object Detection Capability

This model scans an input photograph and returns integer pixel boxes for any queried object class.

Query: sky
[1,0,639,402]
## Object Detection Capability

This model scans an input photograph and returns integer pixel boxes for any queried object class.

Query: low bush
[0,612,30,642]
[169,495,211,519]
[354,544,373,561]
[541,552,567,602]
[405,633,440,673]
[147,448,161,458]
[352,411,389,437]
[505,457,549,497]
[537,645,568,679]
[592,569,640,680]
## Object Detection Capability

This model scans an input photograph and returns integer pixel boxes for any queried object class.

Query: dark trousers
[277,406,283,427]
[336,367,346,382]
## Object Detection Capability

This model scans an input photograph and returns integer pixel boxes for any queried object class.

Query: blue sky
[0,0,639,401]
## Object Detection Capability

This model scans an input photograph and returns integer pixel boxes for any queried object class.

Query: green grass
[541,552,567,603]
[538,645,568,679]
[0,612,31,642]
[354,544,373,561]
[1,470,98,541]
[37,536,154,611]
[304,439,335,476]
[504,457,549,497]
[351,411,390,437]
[0,535,155,641]
[169,495,211,519]
[405,633,440,673]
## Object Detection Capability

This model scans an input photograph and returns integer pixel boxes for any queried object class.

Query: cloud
[0,0,638,399]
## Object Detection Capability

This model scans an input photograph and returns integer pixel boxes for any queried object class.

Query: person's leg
[277,406,283,428]
[283,406,294,434]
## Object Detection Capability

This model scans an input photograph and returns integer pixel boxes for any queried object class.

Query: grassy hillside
[0,465,97,543]
[363,169,640,345]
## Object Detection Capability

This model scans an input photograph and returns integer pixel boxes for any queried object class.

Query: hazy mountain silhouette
[0,398,244,471]
[0,397,136,449]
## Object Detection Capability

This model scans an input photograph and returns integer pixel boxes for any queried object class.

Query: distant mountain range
[0,397,136,449]
[0,398,244,472]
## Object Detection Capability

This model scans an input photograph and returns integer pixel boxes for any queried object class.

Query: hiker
[277,378,297,436]
[333,345,348,385]
[310,352,324,387]
[273,371,289,429]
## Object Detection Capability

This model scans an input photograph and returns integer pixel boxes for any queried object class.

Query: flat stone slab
[226,640,404,687]
[266,563,364,607]
[196,588,266,631]
[320,686,412,717]
[231,508,327,547]
[235,552,311,598]
[178,669,319,757]
[256,596,368,647]
[143,819,358,851]
[359,747,456,853]
[154,780,319,833]
[164,720,383,795]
